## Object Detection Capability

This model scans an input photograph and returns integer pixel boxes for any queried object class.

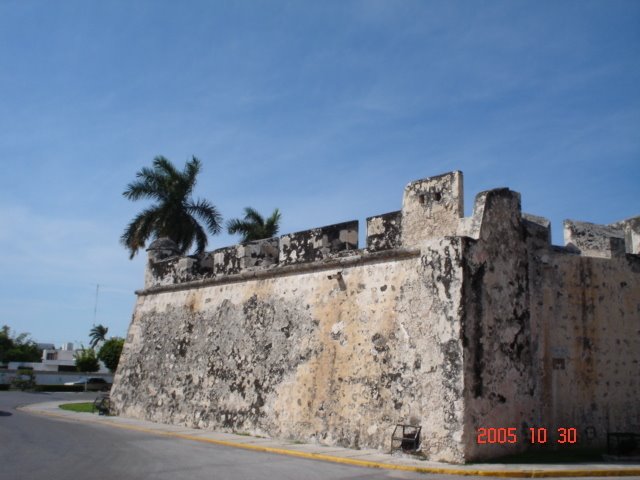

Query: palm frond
[120,206,162,258]
[182,157,201,195]
[187,215,208,254]
[123,178,163,201]
[89,325,109,349]
[227,218,251,237]
[243,207,264,226]
[264,208,281,237]
[153,156,180,179]
[227,207,281,242]
[186,198,223,235]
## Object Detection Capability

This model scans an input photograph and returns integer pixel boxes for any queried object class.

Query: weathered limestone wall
[461,190,640,460]
[114,245,468,462]
[113,171,469,463]
[461,189,538,461]
[112,170,639,463]
[534,251,640,447]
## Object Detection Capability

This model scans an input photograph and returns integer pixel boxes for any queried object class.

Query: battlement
[143,171,639,290]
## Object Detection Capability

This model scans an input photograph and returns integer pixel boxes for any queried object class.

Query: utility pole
[93,284,100,325]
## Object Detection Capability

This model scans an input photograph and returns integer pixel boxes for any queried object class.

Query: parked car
[64,377,111,391]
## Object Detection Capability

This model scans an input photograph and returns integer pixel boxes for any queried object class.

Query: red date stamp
[476,427,578,445]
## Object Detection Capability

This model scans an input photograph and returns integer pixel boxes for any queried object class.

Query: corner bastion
[112,171,640,463]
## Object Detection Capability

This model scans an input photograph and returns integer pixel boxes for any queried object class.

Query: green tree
[74,348,100,373]
[0,325,42,363]
[227,207,281,242]
[97,337,125,373]
[121,156,223,258]
[0,326,12,362]
[89,324,109,349]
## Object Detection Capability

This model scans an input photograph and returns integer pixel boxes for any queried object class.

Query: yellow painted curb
[20,405,640,478]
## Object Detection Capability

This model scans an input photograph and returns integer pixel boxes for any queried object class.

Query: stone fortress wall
[111,171,640,463]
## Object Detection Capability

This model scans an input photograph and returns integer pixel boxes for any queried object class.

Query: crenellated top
[143,171,639,290]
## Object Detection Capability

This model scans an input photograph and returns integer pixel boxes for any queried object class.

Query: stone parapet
[143,172,639,290]
[212,237,279,276]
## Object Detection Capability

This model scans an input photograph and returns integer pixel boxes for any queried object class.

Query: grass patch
[59,402,95,413]
[234,431,266,438]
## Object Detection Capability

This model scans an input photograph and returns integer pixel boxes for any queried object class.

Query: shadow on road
[0,410,12,416]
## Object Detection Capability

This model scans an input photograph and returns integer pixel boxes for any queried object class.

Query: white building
[7,342,110,374]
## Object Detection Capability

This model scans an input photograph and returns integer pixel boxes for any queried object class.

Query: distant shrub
[98,338,125,373]
[10,368,36,391]
[75,348,100,373]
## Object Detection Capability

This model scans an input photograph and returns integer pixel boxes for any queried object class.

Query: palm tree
[89,324,108,349]
[121,156,223,258]
[227,207,281,243]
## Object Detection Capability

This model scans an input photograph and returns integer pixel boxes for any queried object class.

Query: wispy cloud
[0,204,142,343]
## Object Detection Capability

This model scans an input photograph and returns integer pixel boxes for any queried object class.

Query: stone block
[401,171,463,247]
[563,220,626,258]
[458,188,521,242]
[523,213,551,250]
[213,245,243,275]
[239,237,279,269]
[279,221,358,265]
[610,216,640,254]
[366,210,402,251]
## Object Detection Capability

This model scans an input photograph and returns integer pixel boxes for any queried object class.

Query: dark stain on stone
[371,333,388,353]
[381,372,401,388]
[441,340,461,386]
[470,262,486,398]
[488,392,506,404]
[281,325,291,338]
[177,338,189,357]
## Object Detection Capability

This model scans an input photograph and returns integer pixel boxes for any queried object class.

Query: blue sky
[0,1,638,347]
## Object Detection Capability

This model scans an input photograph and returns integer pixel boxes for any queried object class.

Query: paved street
[2,392,637,480]
[0,392,467,480]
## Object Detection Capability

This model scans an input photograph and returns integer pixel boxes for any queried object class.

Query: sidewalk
[20,400,640,478]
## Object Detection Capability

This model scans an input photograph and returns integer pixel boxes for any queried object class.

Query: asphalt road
[0,391,471,480]
[2,392,628,480]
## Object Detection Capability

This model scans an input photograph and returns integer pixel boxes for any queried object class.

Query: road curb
[19,403,640,478]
